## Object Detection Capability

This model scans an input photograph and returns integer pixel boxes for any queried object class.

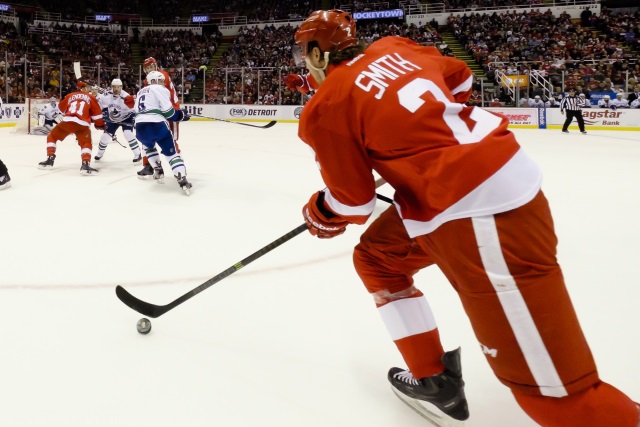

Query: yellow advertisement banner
[500,74,529,88]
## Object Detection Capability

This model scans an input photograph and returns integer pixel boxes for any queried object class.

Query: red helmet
[294,10,356,55]
[143,57,157,72]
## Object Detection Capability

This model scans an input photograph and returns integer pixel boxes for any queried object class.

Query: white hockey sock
[128,139,141,157]
[97,133,111,155]
[165,153,186,177]
[145,147,161,166]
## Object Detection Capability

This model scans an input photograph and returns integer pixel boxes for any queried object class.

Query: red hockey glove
[124,95,135,108]
[285,74,304,91]
[303,191,349,239]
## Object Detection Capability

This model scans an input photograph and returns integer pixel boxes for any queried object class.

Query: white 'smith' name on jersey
[355,52,422,99]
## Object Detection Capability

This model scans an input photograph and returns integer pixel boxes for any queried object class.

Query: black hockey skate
[132,154,142,165]
[388,347,469,426]
[80,162,99,175]
[137,163,154,180]
[175,173,192,196]
[38,155,56,169]
[0,173,10,190]
[94,153,103,161]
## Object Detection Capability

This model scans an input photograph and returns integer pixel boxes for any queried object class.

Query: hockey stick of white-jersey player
[191,113,276,129]
[115,178,389,318]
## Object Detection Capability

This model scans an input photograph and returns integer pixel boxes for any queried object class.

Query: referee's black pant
[562,110,585,132]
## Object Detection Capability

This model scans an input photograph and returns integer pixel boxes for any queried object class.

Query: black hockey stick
[115,179,390,318]
[112,135,127,148]
[116,223,309,318]
[376,193,393,204]
[191,113,276,129]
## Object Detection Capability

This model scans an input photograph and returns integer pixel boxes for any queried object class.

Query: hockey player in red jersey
[37,81,105,175]
[137,56,184,179]
[295,10,639,427]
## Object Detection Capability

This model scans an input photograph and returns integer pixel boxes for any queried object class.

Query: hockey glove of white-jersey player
[169,108,190,122]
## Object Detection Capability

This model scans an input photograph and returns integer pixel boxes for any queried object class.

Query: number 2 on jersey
[397,78,501,144]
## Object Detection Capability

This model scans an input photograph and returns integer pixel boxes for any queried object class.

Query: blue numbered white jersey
[100,90,136,123]
[38,103,61,120]
[134,85,175,124]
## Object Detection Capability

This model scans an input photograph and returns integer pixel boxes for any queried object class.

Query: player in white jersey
[530,95,545,107]
[579,93,592,108]
[94,79,143,164]
[134,71,192,195]
[33,97,62,135]
[598,95,614,108]
[610,92,630,109]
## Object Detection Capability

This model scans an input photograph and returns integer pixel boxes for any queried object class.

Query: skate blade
[132,158,142,165]
[182,186,192,196]
[154,178,165,184]
[37,165,53,170]
[80,170,99,176]
[137,175,154,180]
[391,387,465,427]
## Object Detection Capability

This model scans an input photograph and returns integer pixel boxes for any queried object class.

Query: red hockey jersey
[298,37,542,237]
[59,91,105,128]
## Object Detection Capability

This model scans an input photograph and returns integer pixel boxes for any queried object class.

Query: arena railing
[483,58,639,107]
[402,0,598,15]
[0,53,309,107]
[339,2,391,13]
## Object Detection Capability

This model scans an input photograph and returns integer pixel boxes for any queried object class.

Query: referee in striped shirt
[560,88,587,134]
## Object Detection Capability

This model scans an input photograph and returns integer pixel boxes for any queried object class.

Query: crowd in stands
[0,3,639,108]
[141,28,222,101]
[191,0,320,22]
[205,19,442,105]
[448,7,640,105]
[209,24,298,104]
[440,0,543,12]
[338,1,401,13]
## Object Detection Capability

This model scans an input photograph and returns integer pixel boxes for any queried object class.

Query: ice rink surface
[0,122,638,427]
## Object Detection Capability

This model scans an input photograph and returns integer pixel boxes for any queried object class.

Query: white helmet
[111,78,123,95]
[147,71,165,85]
[604,95,611,100]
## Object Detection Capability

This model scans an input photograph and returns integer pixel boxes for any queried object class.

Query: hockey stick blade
[73,62,82,80]
[116,223,309,318]
[191,113,276,129]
